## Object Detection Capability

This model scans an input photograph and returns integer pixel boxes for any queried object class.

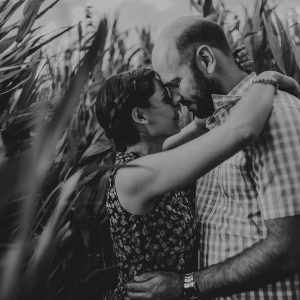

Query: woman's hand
[257,71,300,98]
[274,72,300,98]
[233,45,254,74]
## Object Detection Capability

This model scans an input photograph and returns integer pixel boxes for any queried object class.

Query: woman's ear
[131,107,148,124]
[195,45,216,74]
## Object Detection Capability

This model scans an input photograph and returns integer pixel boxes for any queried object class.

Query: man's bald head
[151,16,235,117]
[152,16,232,72]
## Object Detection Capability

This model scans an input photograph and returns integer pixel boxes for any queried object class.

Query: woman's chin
[173,124,181,134]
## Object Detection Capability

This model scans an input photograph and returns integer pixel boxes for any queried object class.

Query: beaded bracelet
[252,78,279,94]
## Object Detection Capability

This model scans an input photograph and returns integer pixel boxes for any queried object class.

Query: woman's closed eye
[163,93,173,105]
[165,86,172,99]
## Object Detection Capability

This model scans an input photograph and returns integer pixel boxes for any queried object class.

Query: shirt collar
[206,73,257,129]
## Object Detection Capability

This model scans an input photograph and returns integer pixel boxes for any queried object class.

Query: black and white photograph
[0,0,300,299]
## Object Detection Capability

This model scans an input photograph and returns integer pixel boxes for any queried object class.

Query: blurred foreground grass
[0,0,299,299]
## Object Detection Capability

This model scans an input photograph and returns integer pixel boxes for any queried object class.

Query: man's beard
[190,59,220,118]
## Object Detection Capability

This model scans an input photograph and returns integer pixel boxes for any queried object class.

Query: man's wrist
[183,272,200,299]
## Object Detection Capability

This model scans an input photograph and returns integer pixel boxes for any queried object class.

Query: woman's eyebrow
[167,77,180,87]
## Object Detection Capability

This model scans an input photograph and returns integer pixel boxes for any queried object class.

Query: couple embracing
[95,16,300,299]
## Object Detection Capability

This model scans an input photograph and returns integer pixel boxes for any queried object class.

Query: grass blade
[0,18,108,300]
[262,13,287,74]
[16,0,45,43]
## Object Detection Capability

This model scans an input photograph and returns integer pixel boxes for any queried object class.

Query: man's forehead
[152,43,182,83]
[163,72,180,85]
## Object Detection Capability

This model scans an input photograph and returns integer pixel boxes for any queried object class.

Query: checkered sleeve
[250,93,300,220]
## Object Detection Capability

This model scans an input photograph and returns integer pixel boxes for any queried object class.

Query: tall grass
[0,1,299,300]
[0,0,155,299]
[0,0,114,298]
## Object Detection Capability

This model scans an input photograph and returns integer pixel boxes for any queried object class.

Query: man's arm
[127,216,300,299]
[194,216,300,298]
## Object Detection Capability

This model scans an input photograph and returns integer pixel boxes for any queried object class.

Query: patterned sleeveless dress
[106,151,197,299]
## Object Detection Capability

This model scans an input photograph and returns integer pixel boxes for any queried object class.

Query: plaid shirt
[196,73,300,299]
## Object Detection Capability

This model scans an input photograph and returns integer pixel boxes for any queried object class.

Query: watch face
[184,273,198,299]
[184,273,194,287]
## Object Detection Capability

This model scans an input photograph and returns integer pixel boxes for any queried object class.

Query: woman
[95,68,298,299]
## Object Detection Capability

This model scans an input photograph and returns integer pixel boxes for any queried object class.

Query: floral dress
[106,151,197,299]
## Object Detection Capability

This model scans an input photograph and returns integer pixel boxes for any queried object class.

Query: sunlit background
[1,1,300,300]
[12,0,300,44]
[39,0,300,34]
[40,0,300,34]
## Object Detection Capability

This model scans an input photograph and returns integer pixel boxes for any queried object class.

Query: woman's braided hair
[95,68,157,151]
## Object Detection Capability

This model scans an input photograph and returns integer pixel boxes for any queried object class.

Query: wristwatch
[183,272,199,299]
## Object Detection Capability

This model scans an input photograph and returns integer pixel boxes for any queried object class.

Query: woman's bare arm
[163,117,208,151]
[115,72,282,214]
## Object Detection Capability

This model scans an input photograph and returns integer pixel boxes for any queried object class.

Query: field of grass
[0,0,299,299]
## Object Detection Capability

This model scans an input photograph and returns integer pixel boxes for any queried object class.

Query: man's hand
[126,271,184,300]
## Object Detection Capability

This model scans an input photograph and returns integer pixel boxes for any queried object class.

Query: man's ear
[195,45,216,74]
[131,107,148,124]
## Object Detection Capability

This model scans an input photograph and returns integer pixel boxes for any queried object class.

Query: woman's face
[143,79,181,138]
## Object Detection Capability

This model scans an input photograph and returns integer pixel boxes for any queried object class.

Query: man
[127,16,300,299]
